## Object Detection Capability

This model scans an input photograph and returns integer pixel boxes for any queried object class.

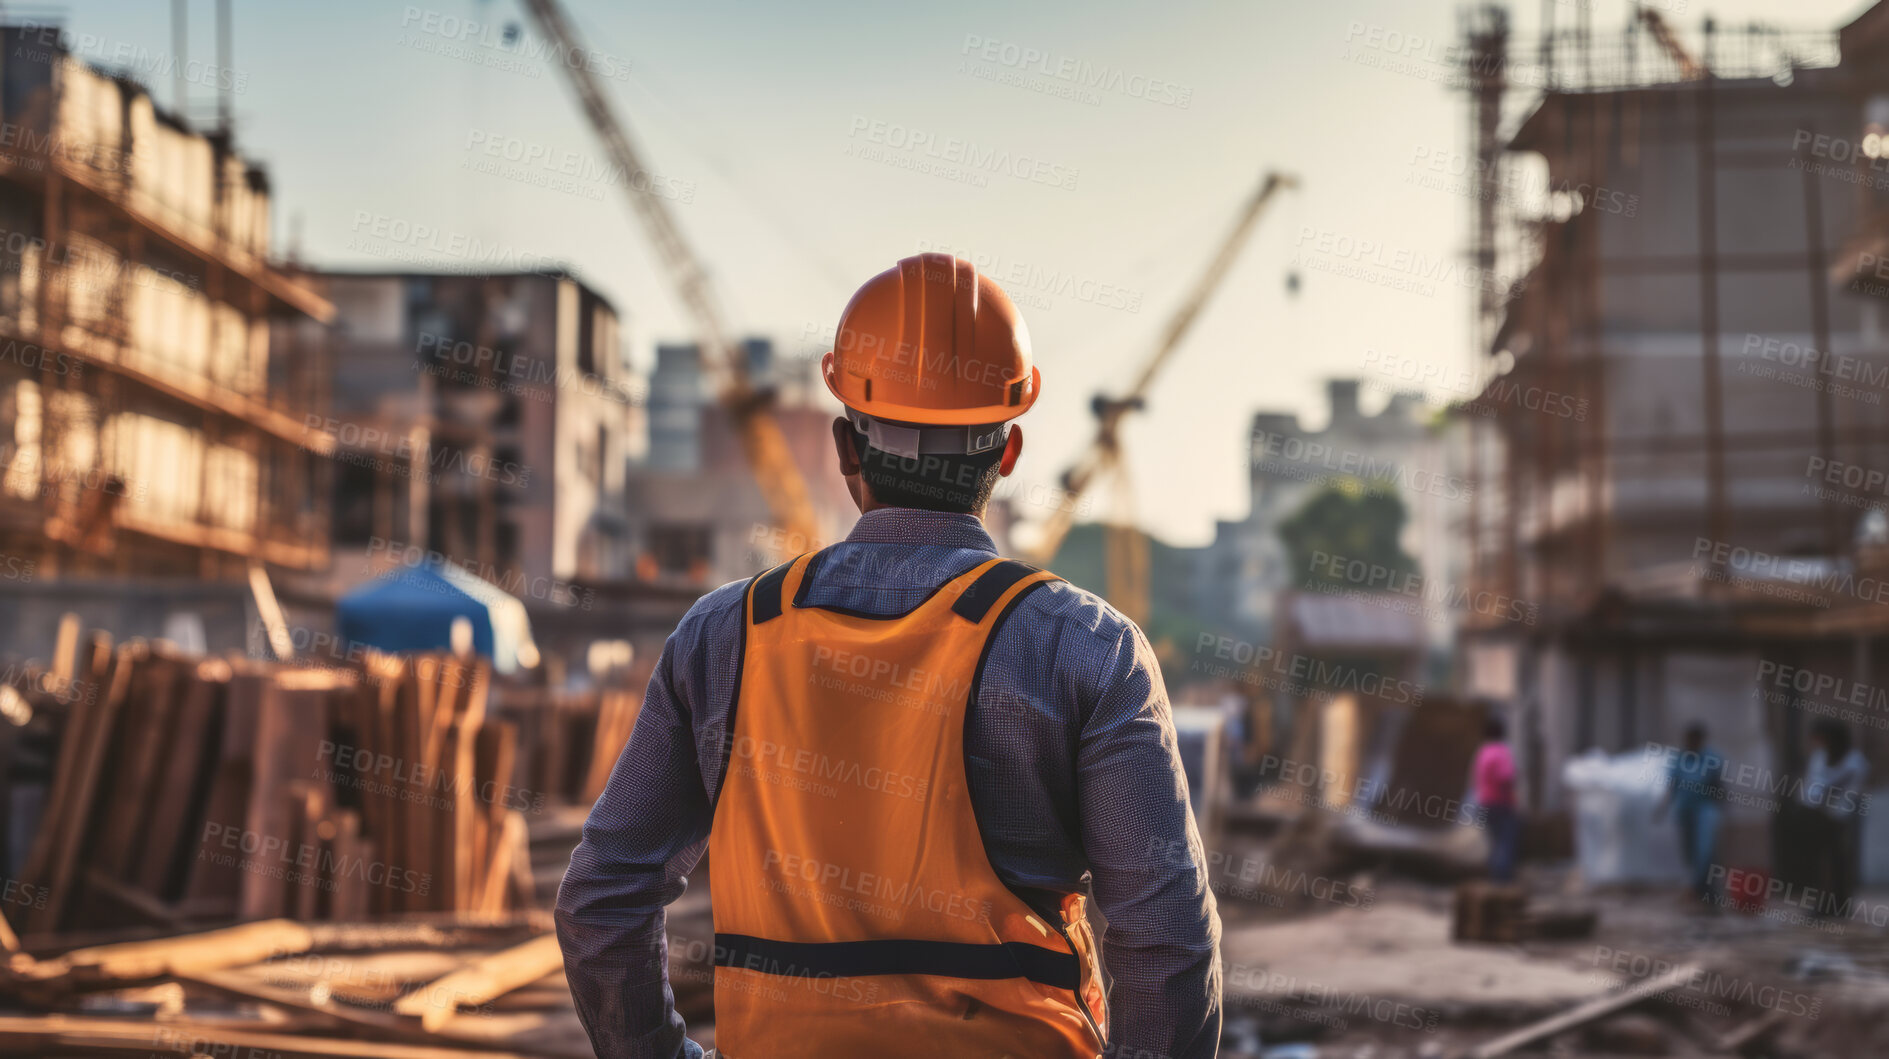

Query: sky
[53,0,1875,545]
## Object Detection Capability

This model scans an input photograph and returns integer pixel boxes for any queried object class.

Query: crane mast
[517,0,819,541]
[1029,171,1298,598]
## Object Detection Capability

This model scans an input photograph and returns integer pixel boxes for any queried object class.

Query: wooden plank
[179,965,587,1056]
[584,691,641,803]
[329,811,371,922]
[477,811,527,915]
[23,919,315,983]
[26,643,139,932]
[0,1014,544,1059]
[440,726,475,911]
[507,809,537,911]
[242,681,332,920]
[359,654,406,918]
[78,870,185,929]
[391,933,564,1032]
[183,668,268,917]
[285,784,328,922]
[1465,963,1704,1059]
[473,722,517,901]
[394,665,432,916]
[94,653,184,882]
[133,659,229,897]
[46,613,80,687]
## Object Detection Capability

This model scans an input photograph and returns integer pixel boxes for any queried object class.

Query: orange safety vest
[707,552,1108,1058]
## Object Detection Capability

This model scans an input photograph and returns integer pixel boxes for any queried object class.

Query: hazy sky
[60,0,1872,544]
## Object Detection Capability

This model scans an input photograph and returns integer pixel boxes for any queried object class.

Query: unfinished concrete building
[1460,5,1889,877]
[317,270,639,628]
[0,26,334,659]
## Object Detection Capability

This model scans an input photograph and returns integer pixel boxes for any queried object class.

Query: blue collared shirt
[556,508,1222,1058]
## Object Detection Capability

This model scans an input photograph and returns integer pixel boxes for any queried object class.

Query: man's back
[556,508,1222,1058]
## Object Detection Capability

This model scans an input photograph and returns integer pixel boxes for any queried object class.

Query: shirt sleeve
[1076,621,1223,1059]
[555,590,736,1059]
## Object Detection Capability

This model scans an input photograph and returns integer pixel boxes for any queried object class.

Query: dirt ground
[1212,868,1889,1058]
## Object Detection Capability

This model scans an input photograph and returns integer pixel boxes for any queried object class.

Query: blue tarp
[336,561,537,673]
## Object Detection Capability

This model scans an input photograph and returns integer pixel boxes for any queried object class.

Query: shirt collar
[843,507,998,553]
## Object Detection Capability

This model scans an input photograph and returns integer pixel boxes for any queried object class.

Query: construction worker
[557,253,1222,1058]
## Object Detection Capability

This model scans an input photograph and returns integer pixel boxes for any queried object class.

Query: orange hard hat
[822,253,1040,432]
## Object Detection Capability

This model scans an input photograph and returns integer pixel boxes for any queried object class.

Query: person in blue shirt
[1655,723,1725,905]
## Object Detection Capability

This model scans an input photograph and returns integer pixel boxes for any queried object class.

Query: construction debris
[1461,963,1702,1059]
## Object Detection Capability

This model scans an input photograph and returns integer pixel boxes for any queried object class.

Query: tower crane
[1026,171,1298,623]
[516,0,818,541]
[1636,5,1706,80]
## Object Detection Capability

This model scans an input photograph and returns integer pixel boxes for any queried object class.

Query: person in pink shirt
[1474,716,1520,883]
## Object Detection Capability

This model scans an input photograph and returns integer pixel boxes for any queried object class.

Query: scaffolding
[0,25,334,582]
[1459,6,1855,620]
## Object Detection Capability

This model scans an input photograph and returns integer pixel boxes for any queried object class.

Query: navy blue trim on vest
[951,559,1042,623]
[713,933,1079,990]
[750,560,795,624]
[789,546,836,609]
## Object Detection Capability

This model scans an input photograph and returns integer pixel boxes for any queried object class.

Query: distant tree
[1278,480,1419,590]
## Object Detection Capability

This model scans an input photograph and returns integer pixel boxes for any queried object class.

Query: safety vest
[708,551,1108,1058]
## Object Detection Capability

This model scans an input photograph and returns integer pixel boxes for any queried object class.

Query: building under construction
[0,25,333,662]
[1459,2,1889,876]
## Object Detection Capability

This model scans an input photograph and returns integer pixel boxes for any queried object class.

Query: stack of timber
[491,684,646,806]
[0,617,673,1056]
[6,634,544,938]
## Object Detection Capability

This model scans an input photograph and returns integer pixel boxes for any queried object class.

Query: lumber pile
[0,916,590,1058]
[491,684,646,806]
[0,618,666,1057]
[7,637,541,937]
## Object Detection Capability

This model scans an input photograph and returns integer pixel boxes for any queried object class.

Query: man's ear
[998,425,1023,477]
[832,417,862,477]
